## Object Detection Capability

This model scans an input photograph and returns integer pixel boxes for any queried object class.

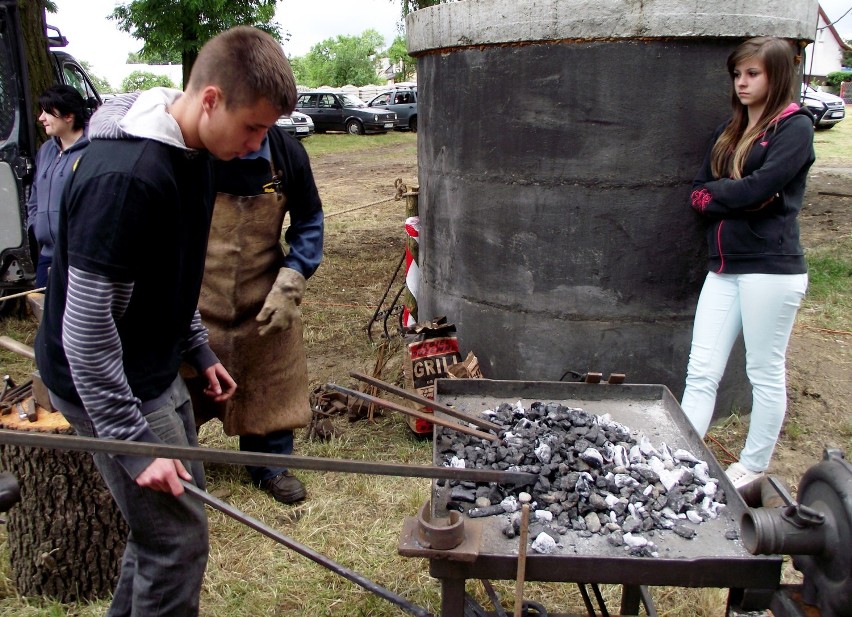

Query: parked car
[294,91,396,135]
[276,110,314,139]
[368,88,418,132]
[801,84,845,129]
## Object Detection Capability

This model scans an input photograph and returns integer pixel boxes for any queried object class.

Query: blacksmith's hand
[136,458,192,496]
[202,362,237,402]
[256,267,305,336]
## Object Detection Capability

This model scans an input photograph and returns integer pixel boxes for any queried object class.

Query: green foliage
[825,70,852,88]
[127,48,181,65]
[399,0,448,17]
[802,237,852,332]
[291,30,386,87]
[110,0,281,84]
[843,42,852,68]
[386,35,415,82]
[80,60,113,94]
[120,70,176,92]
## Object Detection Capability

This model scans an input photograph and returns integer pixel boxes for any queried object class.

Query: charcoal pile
[436,401,730,557]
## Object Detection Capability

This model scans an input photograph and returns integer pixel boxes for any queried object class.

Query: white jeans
[681,271,808,472]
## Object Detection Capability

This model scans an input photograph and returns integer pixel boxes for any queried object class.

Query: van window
[0,25,18,144]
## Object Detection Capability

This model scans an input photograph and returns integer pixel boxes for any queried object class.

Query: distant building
[804,4,851,82]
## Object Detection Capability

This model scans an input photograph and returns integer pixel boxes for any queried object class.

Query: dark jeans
[35,253,51,287]
[240,429,294,486]
[51,376,208,617]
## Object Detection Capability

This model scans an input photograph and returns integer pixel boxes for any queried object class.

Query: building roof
[819,4,852,51]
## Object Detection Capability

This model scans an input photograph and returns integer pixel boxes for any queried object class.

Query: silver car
[276,110,315,139]
[368,88,418,132]
[801,84,846,129]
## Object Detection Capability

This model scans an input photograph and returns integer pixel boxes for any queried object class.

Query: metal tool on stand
[365,250,406,343]
[348,371,503,433]
[326,382,501,443]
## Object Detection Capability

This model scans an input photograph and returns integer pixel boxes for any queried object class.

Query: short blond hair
[188,26,296,115]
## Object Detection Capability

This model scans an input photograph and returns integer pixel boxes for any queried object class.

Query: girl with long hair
[682,37,815,489]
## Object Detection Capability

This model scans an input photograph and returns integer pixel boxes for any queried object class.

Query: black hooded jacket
[690,104,815,275]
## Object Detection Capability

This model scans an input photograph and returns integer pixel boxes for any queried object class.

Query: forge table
[399,379,782,617]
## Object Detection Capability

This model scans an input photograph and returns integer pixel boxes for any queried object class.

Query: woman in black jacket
[681,37,814,489]
[26,85,89,287]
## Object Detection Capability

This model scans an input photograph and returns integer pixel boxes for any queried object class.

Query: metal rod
[577,584,597,617]
[0,336,35,360]
[326,383,500,443]
[349,371,503,432]
[590,583,610,617]
[639,585,658,617]
[480,579,509,617]
[182,481,433,617]
[0,287,45,304]
[0,429,536,486]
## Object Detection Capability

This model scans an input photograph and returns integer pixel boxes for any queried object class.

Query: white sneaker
[726,461,765,489]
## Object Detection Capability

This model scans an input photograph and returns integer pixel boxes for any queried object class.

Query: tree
[110,0,281,88]
[386,35,415,82]
[19,0,54,144]
[292,30,386,87]
[127,48,181,65]
[398,0,448,17]
[80,60,113,94]
[121,70,176,92]
[843,41,851,69]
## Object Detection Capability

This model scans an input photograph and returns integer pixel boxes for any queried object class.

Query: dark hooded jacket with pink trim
[690,104,814,275]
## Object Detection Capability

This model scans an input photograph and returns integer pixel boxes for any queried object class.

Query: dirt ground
[305,135,851,493]
[770,166,852,483]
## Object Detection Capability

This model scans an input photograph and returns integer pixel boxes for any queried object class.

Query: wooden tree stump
[0,402,127,602]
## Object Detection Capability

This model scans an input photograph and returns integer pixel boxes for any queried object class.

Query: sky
[50,0,852,90]
[50,0,405,88]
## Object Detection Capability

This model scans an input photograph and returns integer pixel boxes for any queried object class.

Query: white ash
[531,532,558,554]
[436,401,728,557]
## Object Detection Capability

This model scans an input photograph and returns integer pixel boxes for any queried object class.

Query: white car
[801,84,846,129]
[276,110,314,139]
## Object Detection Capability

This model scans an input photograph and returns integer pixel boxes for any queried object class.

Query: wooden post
[0,401,127,602]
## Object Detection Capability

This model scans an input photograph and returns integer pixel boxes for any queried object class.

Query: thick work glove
[256,267,305,336]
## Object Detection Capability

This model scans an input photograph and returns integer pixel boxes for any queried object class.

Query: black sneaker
[263,472,306,504]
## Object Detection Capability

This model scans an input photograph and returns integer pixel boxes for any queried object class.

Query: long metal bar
[349,371,503,432]
[181,481,432,617]
[0,429,535,486]
[326,383,500,443]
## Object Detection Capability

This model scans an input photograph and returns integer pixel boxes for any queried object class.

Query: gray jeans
[52,376,208,617]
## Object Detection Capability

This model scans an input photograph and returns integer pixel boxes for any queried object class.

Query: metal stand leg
[620,585,642,616]
[440,578,466,617]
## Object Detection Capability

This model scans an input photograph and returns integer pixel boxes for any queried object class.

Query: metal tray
[429,379,782,590]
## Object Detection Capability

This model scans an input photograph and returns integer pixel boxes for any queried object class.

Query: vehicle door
[296,93,321,131]
[51,51,101,113]
[0,0,37,297]
[390,90,416,123]
[318,93,344,131]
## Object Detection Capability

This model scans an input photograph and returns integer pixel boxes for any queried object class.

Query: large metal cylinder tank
[407,0,817,415]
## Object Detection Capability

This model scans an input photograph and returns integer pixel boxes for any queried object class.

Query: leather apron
[188,185,311,436]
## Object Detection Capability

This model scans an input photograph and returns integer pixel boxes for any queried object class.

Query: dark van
[0,0,101,304]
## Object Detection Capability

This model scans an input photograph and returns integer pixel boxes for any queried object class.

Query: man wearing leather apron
[188,124,323,503]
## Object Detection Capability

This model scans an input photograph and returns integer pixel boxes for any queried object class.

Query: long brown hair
[710,37,798,179]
